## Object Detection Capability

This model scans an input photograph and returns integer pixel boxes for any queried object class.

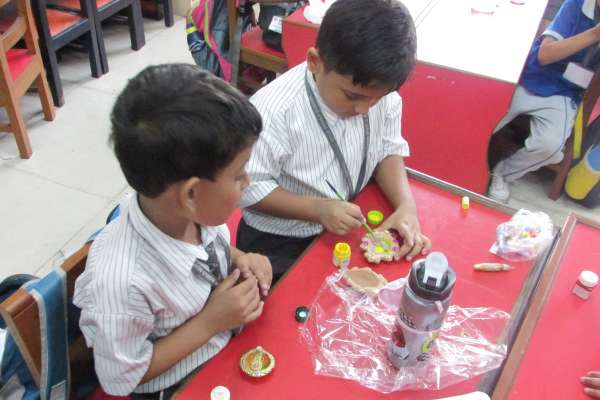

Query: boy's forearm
[140,311,217,383]
[538,29,600,65]
[249,187,324,222]
[374,155,416,211]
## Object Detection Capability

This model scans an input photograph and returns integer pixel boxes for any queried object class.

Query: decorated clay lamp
[240,346,275,378]
[360,230,401,263]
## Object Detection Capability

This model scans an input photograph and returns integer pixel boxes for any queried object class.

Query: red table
[177,172,542,399]
[282,0,547,194]
[492,214,600,400]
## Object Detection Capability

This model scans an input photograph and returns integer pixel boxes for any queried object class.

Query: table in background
[492,214,600,400]
[282,0,548,193]
[177,171,546,399]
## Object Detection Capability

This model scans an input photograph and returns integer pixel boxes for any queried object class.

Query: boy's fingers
[588,372,600,378]
[245,301,265,323]
[215,269,240,292]
[243,289,261,314]
[405,238,424,261]
[232,275,257,296]
[582,377,600,389]
[421,235,432,255]
[585,387,600,398]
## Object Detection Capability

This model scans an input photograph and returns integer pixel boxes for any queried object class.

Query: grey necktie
[192,241,224,288]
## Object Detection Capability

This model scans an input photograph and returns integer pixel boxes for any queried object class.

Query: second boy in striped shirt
[238,0,432,280]
[74,64,272,398]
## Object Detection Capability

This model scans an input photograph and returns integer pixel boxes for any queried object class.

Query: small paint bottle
[572,270,599,300]
[333,242,351,269]
[211,386,230,400]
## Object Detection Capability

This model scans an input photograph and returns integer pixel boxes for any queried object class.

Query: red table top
[177,178,533,399]
[508,221,600,399]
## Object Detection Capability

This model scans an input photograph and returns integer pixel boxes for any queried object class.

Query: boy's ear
[307,47,322,74]
[179,177,202,214]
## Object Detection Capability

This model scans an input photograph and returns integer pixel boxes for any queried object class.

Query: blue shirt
[520,0,596,102]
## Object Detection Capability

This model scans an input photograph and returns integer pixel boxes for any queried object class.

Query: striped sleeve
[79,307,154,395]
[379,92,410,162]
[241,102,290,208]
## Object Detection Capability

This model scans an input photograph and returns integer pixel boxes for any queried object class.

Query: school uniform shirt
[521,0,598,102]
[73,194,232,396]
[241,62,410,238]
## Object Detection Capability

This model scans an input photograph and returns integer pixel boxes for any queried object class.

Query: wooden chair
[31,0,104,106]
[227,0,287,90]
[141,0,173,27]
[488,71,600,200]
[50,0,146,74]
[0,0,55,159]
[0,243,94,396]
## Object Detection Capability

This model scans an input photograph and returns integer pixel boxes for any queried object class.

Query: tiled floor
[0,17,598,281]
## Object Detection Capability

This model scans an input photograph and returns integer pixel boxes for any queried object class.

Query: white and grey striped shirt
[73,194,232,395]
[241,62,410,238]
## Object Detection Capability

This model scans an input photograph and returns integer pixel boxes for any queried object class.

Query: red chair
[31,0,104,106]
[227,0,287,91]
[0,0,55,158]
[50,0,146,74]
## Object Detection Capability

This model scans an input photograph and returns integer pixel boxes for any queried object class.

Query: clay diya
[343,267,388,296]
[360,230,401,263]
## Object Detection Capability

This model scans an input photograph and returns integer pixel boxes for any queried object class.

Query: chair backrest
[0,242,94,395]
[0,0,40,95]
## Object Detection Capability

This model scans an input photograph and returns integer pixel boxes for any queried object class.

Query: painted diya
[360,230,401,263]
[240,346,275,377]
[343,267,388,296]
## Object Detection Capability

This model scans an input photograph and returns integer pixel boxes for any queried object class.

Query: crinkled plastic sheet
[490,209,554,261]
[299,272,510,393]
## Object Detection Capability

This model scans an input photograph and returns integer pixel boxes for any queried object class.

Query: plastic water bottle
[388,252,457,368]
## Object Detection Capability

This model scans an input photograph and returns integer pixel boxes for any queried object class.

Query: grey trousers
[492,85,578,182]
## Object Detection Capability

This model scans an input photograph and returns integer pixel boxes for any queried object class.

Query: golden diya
[240,346,275,377]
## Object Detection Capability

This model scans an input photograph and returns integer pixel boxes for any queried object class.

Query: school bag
[186,0,252,81]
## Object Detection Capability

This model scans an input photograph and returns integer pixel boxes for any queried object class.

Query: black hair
[316,0,417,89]
[110,64,262,198]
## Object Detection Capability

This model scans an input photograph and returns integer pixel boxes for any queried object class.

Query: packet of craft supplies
[490,209,554,261]
[299,272,509,393]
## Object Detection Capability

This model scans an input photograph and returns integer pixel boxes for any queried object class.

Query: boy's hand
[377,205,431,261]
[582,371,600,398]
[202,269,264,334]
[234,252,273,297]
[317,199,364,235]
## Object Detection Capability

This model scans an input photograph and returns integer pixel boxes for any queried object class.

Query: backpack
[186,0,251,80]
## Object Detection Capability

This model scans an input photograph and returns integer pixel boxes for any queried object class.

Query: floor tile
[0,86,126,199]
[0,166,107,279]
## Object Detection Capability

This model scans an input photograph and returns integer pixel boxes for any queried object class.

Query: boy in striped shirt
[238,0,431,280]
[74,64,272,398]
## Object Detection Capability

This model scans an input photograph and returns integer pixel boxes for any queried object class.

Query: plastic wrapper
[299,272,509,393]
[490,209,554,261]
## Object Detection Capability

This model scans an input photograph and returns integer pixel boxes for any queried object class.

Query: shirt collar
[304,63,342,127]
[583,0,595,20]
[127,194,220,275]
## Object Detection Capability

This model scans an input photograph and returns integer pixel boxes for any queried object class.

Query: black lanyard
[304,72,370,200]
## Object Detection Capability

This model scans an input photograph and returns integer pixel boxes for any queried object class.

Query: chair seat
[54,0,114,12]
[7,49,33,81]
[241,26,285,60]
[47,8,84,37]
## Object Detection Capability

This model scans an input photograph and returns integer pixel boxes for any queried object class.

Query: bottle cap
[334,242,351,258]
[579,270,599,288]
[422,252,449,290]
[210,386,230,400]
[367,210,384,225]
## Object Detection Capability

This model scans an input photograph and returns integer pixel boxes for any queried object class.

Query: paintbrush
[325,179,380,242]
